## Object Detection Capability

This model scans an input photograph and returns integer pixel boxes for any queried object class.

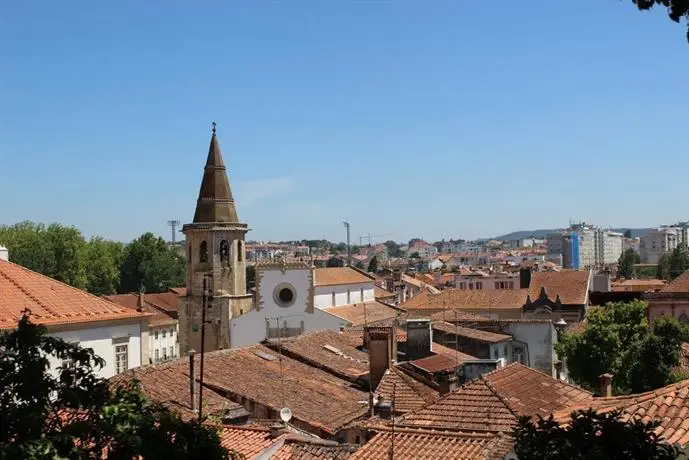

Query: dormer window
[220,240,230,265]
[199,241,208,263]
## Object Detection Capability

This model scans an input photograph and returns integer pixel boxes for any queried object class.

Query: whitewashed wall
[48,322,143,379]
[149,323,179,363]
[314,282,375,309]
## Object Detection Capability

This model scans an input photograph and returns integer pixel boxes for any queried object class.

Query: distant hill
[494,228,652,240]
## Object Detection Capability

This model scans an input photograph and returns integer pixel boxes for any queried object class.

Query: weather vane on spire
[211,121,217,135]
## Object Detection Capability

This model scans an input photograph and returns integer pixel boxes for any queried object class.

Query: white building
[599,230,623,265]
[0,257,149,378]
[640,228,680,264]
[313,266,376,308]
[229,262,349,348]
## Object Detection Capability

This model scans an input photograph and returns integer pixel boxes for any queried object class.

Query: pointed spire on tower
[192,122,240,223]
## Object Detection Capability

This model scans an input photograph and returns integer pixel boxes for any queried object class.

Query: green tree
[367,256,379,273]
[617,248,640,279]
[85,237,125,295]
[326,256,345,268]
[623,229,633,238]
[0,313,234,459]
[658,253,672,281]
[0,221,54,274]
[629,0,689,42]
[119,233,185,294]
[354,261,365,269]
[44,223,88,288]
[513,409,681,460]
[557,301,689,394]
[383,240,403,258]
[410,252,420,259]
[669,246,689,280]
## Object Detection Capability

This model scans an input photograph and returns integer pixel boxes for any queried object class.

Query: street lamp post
[198,274,214,421]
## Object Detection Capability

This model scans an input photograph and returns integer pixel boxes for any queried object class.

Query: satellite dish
[504,451,520,460]
[279,407,292,423]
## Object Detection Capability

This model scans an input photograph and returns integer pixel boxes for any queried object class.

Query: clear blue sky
[1,1,687,244]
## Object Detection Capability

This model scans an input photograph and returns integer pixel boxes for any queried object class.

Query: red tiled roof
[217,425,277,458]
[402,288,529,311]
[168,287,186,296]
[324,301,403,327]
[432,321,512,344]
[373,285,396,300]
[266,329,369,382]
[528,270,591,305]
[272,436,356,459]
[104,293,176,327]
[314,267,373,287]
[551,379,689,446]
[350,427,511,460]
[0,259,149,330]
[482,363,593,419]
[109,358,244,421]
[401,379,518,432]
[410,351,477,374]
[375,367,439,414]
[662,270,689,293]
[196,344,369,435]
[339,327,407,348]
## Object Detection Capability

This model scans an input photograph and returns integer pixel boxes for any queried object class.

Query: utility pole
[167,220,180,244]
[198,273,213,421]
[343,221,351,266]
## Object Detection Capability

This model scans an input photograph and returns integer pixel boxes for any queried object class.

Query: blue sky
[1,1,687,244]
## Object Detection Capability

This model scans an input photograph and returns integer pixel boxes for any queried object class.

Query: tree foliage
[383,240,403,258]
[657,247,689,281]
[557,301,689,394]
[617,248,640,279]
[0,314,234,459]
[367,255,379,273]
[513,409,681,459]
[326,256,345,268]
[0,221,184,296]
[631,0,689,42]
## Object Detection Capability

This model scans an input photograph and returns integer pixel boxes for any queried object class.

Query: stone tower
[178,125,253,356]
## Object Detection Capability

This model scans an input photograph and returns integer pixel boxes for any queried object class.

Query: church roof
[192,126,240,224]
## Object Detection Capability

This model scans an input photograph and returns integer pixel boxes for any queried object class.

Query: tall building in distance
[178,125,253,356]
[549,223,623,269]
[640,227,680,264]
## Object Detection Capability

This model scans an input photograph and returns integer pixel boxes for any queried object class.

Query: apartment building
[551,225,623,269]
[640,227,680,264]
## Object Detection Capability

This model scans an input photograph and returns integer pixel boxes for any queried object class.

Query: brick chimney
[137,290,145,312]
[366,327,393,392]
[437,370,458,396]
[599,373,613,397]
[406,319,432,361]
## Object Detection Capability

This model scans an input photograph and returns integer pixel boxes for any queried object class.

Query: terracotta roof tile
[410,346,478,374]
[662,270,689,292]
[552,379,689,446]
[272,436,356,459]
[375,368,439,414]
[350,428,511,460]
[432,321,512,344]
[0,259,149,330]
[401,380,518,432]
[266,329,369,382]
[339,327,407,348]
[374,285,396,300]
[402,288,528,312]
[104,293,177,327]
[482,363,593,419]
[196,344,369,435]
[528,270,591,305]
[314,267,373,287]
[109,358,245,421]
[324,301,403,327]
[217,425,277,458]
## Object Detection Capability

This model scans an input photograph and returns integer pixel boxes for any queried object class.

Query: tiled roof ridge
[367,425,500,439]
[387,367,437,404]
[595,378,689,404]
[481,362,593,397]
[0,261,62,318]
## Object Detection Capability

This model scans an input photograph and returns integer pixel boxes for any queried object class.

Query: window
[493,347,498,359]
[347,289,351,304]
[274,283,296,307]
[169,346,174,358]
[199,240,208,263]
[469,283,474,290]
[513,346,525,364]
[360,288,364,300]
[238,241,243,261]
[115,344,128,374]
[162,330,167,338]
[220,240,230,265]
[495,282,500,289]
[476,282,483,290]
[508,281,514,289]
[154,331,159,339]
[155,349,159,362]
[163,348,168,360]
[332,291,336,306]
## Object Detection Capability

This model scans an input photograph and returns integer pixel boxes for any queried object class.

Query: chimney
[406,319,432,360]
[373,396,393,419]
[599,373,613,397]
[189,349,196,412]
[366,327,393,392]
[0,246,8,262]
[437,370,458,396]
[519,267,531,289]
[137,290,145,312]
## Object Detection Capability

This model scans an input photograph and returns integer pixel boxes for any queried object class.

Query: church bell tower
[178,123,252,355]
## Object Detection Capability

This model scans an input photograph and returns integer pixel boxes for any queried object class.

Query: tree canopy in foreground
[0,313,237,460]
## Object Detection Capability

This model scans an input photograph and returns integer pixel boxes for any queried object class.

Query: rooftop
[432,321,512,344]
[339,327,407,349]
[104,293,177,327]
[350,427,511,460]
[401,288,529,311]
[528,270,591,305]
[551,379,689,446]
[265,329,369,382]
[0,259,149,330]
[661,270,689,293]
[375,367,439,414]
[313,267,373,287]
[324,301,403,327]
